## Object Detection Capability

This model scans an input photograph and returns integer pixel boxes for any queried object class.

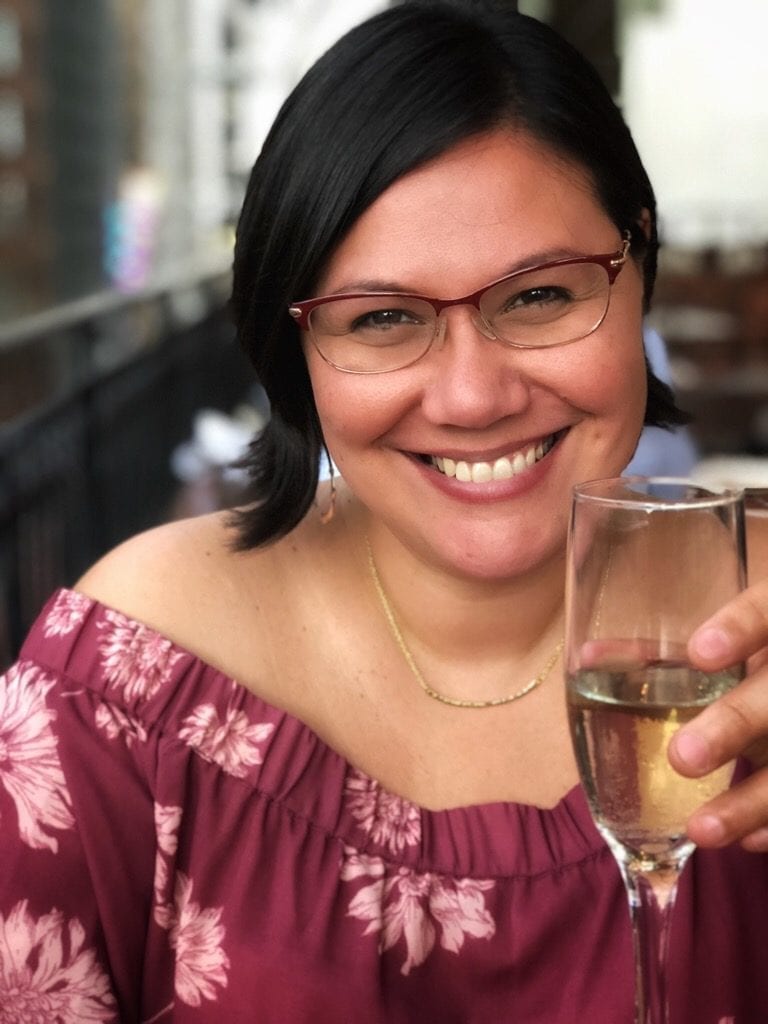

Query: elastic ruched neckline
[24,589,608,881]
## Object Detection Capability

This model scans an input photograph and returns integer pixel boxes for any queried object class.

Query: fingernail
[743,827,768,852]
[672,730,712,773]
[692,626,731,661]
[692,813,727,845]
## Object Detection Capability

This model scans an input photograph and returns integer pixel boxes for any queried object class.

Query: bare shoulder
[73,504,350,696]
[75,511,278,665]
[77,511,239,604]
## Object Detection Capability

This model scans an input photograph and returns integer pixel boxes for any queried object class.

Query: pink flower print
[158,873,229,1007]
[379,870,438,974]
[154,853,172,926]
[178,703,274,778]
[0,900,116,1023]
[153,805,183,926]
[345,769,421,853]
[155,803,183,856]
[94,702,148,747]
[342,849,496,975]
[341,849,386,935]
[428,876,496,954]
[0,662,74,851]
[97,609,182,702]
[340,848,387,884]
[43,590,92,638]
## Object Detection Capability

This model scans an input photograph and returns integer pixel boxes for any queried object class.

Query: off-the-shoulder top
[0,589,765,1022]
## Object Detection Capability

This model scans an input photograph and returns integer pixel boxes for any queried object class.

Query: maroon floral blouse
[1,589,767,1023]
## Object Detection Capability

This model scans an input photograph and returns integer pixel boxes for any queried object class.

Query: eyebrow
[323,245,601,297]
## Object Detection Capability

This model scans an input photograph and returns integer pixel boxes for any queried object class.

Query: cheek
[556,330,647,415]
[579,348,648,461]
[609,344,648,419]
[584,357,645,415]
[308,362,411,453]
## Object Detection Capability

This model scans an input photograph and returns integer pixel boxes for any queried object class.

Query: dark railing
[0,270,255,668]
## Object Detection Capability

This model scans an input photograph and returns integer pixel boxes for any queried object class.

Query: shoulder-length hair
[229,0,688,549]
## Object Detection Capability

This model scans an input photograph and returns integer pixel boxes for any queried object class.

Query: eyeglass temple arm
[605,230,632,282]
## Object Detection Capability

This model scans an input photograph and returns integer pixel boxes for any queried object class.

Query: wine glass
[564,476,745,1024]
[744,488,768,583]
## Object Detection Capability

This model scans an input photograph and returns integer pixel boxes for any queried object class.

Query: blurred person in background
[2,2,767,1021]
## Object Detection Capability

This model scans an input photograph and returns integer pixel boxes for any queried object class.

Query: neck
[356,510,566,663]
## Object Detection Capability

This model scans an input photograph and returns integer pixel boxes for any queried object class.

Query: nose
[420,306,532,428]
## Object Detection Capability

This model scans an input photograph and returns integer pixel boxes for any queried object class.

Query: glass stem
[621,861,684,1024]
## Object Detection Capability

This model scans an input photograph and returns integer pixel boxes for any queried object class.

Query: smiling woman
[2,2,768,1022]
[300,131,648,581]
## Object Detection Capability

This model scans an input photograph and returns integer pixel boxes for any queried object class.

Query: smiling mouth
[426,431,562,483]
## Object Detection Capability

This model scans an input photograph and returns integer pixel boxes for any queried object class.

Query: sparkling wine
[568,662,737,867]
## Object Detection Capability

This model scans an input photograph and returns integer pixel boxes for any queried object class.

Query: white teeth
[430,436,555,483]
[493,457,513,480]
[471,462,493,483]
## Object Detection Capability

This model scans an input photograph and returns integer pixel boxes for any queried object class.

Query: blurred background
[1,0,767,665]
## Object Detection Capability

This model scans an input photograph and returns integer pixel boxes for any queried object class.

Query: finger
[686,766,768,848]
[741,826,768,853]
[688,584,768,670]
[668,669,768,777]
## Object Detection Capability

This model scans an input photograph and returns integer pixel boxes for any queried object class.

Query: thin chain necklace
[365,537,564,709]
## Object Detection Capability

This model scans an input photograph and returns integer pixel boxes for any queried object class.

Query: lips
[428,433,559,483]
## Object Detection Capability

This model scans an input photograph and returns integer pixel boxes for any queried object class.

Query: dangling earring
[320,463,336,525]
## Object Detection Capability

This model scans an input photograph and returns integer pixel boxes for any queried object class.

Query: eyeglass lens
[310,261,611,372]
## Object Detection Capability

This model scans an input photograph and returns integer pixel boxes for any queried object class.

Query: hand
[668,582,768,851]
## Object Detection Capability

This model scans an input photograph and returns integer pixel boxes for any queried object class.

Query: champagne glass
[565,476,745,1024]
[744,488,768,582]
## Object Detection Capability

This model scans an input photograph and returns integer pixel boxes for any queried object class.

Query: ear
[636,208,652,242]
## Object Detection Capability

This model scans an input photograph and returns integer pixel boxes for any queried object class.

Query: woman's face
[304,130,648,580]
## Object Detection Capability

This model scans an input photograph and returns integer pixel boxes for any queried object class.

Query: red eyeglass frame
[287,232,631,330]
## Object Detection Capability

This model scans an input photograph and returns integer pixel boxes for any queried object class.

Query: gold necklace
[365,537,564,709]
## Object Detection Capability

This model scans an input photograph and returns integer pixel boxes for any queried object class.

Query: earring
[320,467,336,525]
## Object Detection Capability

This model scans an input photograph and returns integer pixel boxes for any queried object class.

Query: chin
[429,525,567,582]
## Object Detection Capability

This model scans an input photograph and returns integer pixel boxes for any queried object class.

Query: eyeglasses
[288,233,631,374]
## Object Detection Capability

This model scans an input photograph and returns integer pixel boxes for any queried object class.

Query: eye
[312,296,433,348]
[503,285,572,310]
[350,307,426,330]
